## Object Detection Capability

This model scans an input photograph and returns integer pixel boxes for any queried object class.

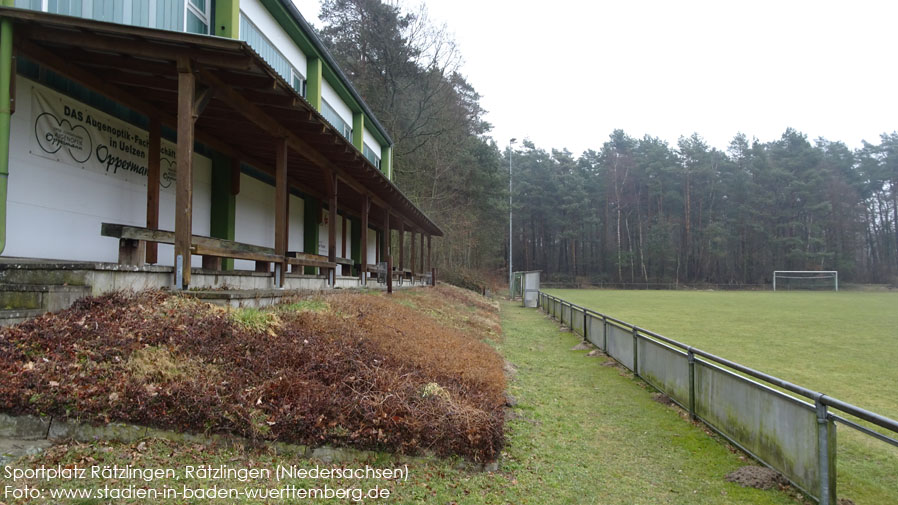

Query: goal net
[772,271,839,291]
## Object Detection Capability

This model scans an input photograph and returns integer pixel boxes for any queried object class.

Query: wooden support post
[360,194,369,285]
[174,58,195,289]
[327,171,337,285]
[386,254,393,294]
[410,229,416,277]
[119,239,146,266]
[145,117,160,264]
[399,221,405,272]
[419,231,425,275]
[427,234,432,270]
[274,137,288,288]
[341,216,347,262]
[382,210,391,260]
[202,256,222,271]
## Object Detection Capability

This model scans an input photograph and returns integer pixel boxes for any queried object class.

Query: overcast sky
[293,0,898,155]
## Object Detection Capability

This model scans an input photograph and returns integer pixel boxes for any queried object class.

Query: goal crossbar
[773,271,838,291]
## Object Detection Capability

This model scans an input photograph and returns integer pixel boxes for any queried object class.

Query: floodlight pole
[508,138,517,298]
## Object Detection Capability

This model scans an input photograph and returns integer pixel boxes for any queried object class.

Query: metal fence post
[174,254,183,290]
[602,315,607,351]
[583,310,588,341]
[687,348,696,421]
[815,395,833,505]
[632,326,639,376]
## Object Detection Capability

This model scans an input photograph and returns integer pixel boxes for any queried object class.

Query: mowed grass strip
[494,301,799,505]
[545,289,898,505]
[1,299,802,504]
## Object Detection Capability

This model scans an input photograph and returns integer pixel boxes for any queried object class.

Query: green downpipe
[0,12,13,255]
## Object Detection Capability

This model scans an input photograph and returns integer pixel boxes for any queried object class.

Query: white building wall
[363,127,381,158]
[6,79,211,267]
[233,175,305,271]
[239,0,308,78]
[321,79,353,129]
[367,227,377,266]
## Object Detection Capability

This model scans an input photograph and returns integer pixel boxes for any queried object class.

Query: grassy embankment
[0,288,807,504]
[546,288,898,505]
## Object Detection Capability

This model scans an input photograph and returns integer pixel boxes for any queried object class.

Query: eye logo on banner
[28,81,180,190]
[34,111,93,164]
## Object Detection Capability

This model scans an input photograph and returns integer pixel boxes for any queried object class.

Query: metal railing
[537,291,898,505]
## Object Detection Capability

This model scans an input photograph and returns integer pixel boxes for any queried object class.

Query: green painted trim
[214,0,240,39]
[259,0,390,148]
[381,145,392,180]
[352,112,364,150]
[303,196,319,274]
[306,57,322,110]
[0,11,13,255]
[209,152,236,270]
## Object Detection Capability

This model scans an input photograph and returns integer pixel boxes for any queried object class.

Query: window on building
[185,0,210,34]
[363,142,381,170]
[15,0,191,33]
[239,14,307,98]
[291,69,307,98]
[321,99,352,141]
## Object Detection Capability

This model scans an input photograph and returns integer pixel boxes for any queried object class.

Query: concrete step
[0,308,47,327]
[0,284,93,312]
[0,263,91,286]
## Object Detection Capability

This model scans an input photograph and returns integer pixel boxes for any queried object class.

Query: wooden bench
[286,251,338,271]
[101,223,336,273]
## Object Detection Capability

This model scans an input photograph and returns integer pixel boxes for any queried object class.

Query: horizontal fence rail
[536,291,898,505]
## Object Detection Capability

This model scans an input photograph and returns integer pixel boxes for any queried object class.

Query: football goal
[772,271,839,291]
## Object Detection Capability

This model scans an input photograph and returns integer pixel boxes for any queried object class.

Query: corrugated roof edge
[277,0,393,147]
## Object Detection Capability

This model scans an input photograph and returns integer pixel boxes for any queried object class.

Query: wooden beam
[275,137,288,287]
[411,228,416,276]
[327,171,337,267]
[175,58,196,288]
[361,194,369,285]
[193,85,214,119]
[427,234,432,271]
[16,38,269,187]
[145,117,161,264]
[382,208,391,260]
[193,66,395,211]
[21,25,257,71]
[341,215,347,260]
[399,221,405,271]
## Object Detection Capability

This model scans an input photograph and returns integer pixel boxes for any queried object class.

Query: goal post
[772,271,839,291]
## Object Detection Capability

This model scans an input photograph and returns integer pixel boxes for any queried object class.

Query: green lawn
[1,301,802,504]
[545,289,898,505]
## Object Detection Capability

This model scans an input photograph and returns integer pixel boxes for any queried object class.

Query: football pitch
[544,288,898,504]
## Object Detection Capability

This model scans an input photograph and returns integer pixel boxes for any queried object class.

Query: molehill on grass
[0,286,506,462]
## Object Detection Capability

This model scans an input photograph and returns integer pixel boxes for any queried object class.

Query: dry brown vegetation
[0,285,505,461]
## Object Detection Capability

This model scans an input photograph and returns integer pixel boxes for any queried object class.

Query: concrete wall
[570,306,584,335]
[695,362,834,499]
[586,315,604,349]
[606,324,634,371]
[638,338,690,406]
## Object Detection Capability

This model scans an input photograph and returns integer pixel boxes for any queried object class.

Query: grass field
[545,288,898,505]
